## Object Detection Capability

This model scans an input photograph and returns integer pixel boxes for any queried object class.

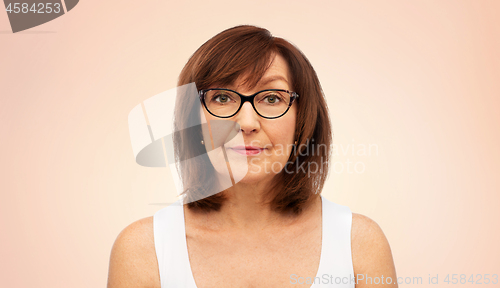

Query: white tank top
[153,195,355,287]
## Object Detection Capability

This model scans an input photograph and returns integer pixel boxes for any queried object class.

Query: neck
[201,181,320,231]
[221,181,279,229]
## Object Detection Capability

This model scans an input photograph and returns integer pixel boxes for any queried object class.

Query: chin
[238,169,277,184]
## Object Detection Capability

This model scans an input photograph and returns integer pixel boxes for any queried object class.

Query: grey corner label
[4,0,79,33]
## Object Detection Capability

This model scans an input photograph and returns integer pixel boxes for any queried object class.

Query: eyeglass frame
[198,88,299,119]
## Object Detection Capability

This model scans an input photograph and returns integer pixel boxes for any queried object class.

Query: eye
[210,92,235,104]
[261,93,283,104]
[216,94,230,103]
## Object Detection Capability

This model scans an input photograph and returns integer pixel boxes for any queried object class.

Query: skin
[197,54,298,223]
[197,56,297,201]
[107,54,398,288]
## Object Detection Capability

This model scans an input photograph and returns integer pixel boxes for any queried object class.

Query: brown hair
[175,25,332,215]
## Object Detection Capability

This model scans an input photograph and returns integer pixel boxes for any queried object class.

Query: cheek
[280,108,297,141]
[199,107,209,124]
[269,113,296,152]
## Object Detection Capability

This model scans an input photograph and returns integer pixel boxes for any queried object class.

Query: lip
[228,145,266,156]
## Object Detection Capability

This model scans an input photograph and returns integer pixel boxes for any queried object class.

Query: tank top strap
[153,201,197,288]
[315,195,355,287]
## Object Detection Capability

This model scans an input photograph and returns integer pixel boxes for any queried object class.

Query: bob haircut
[175,25,332,215]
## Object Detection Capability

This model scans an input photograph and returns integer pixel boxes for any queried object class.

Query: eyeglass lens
[204,90,292,118]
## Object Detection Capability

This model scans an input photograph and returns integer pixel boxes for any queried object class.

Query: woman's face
[200,54,297,185]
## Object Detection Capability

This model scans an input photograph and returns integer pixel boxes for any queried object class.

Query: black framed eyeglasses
[199,88,299,119]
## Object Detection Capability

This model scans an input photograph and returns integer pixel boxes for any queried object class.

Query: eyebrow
[257,75,289,86]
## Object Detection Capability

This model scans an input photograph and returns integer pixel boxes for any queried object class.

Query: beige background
[1,0,499,287]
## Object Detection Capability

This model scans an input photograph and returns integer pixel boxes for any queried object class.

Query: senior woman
[108,25,397,288]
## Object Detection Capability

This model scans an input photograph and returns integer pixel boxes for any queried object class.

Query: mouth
[228,145,266,156]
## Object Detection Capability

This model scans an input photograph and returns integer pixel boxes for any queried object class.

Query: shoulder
[350,213,398,287]
[351,213,386,246]
[107,216,160,288]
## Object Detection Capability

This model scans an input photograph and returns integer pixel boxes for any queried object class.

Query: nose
[234,102,260,134]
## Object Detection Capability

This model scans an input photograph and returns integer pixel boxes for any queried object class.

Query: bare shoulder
[107,216,160,288]
[351,213,398,287]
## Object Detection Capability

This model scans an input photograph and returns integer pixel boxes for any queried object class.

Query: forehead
[233,54,291,90]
